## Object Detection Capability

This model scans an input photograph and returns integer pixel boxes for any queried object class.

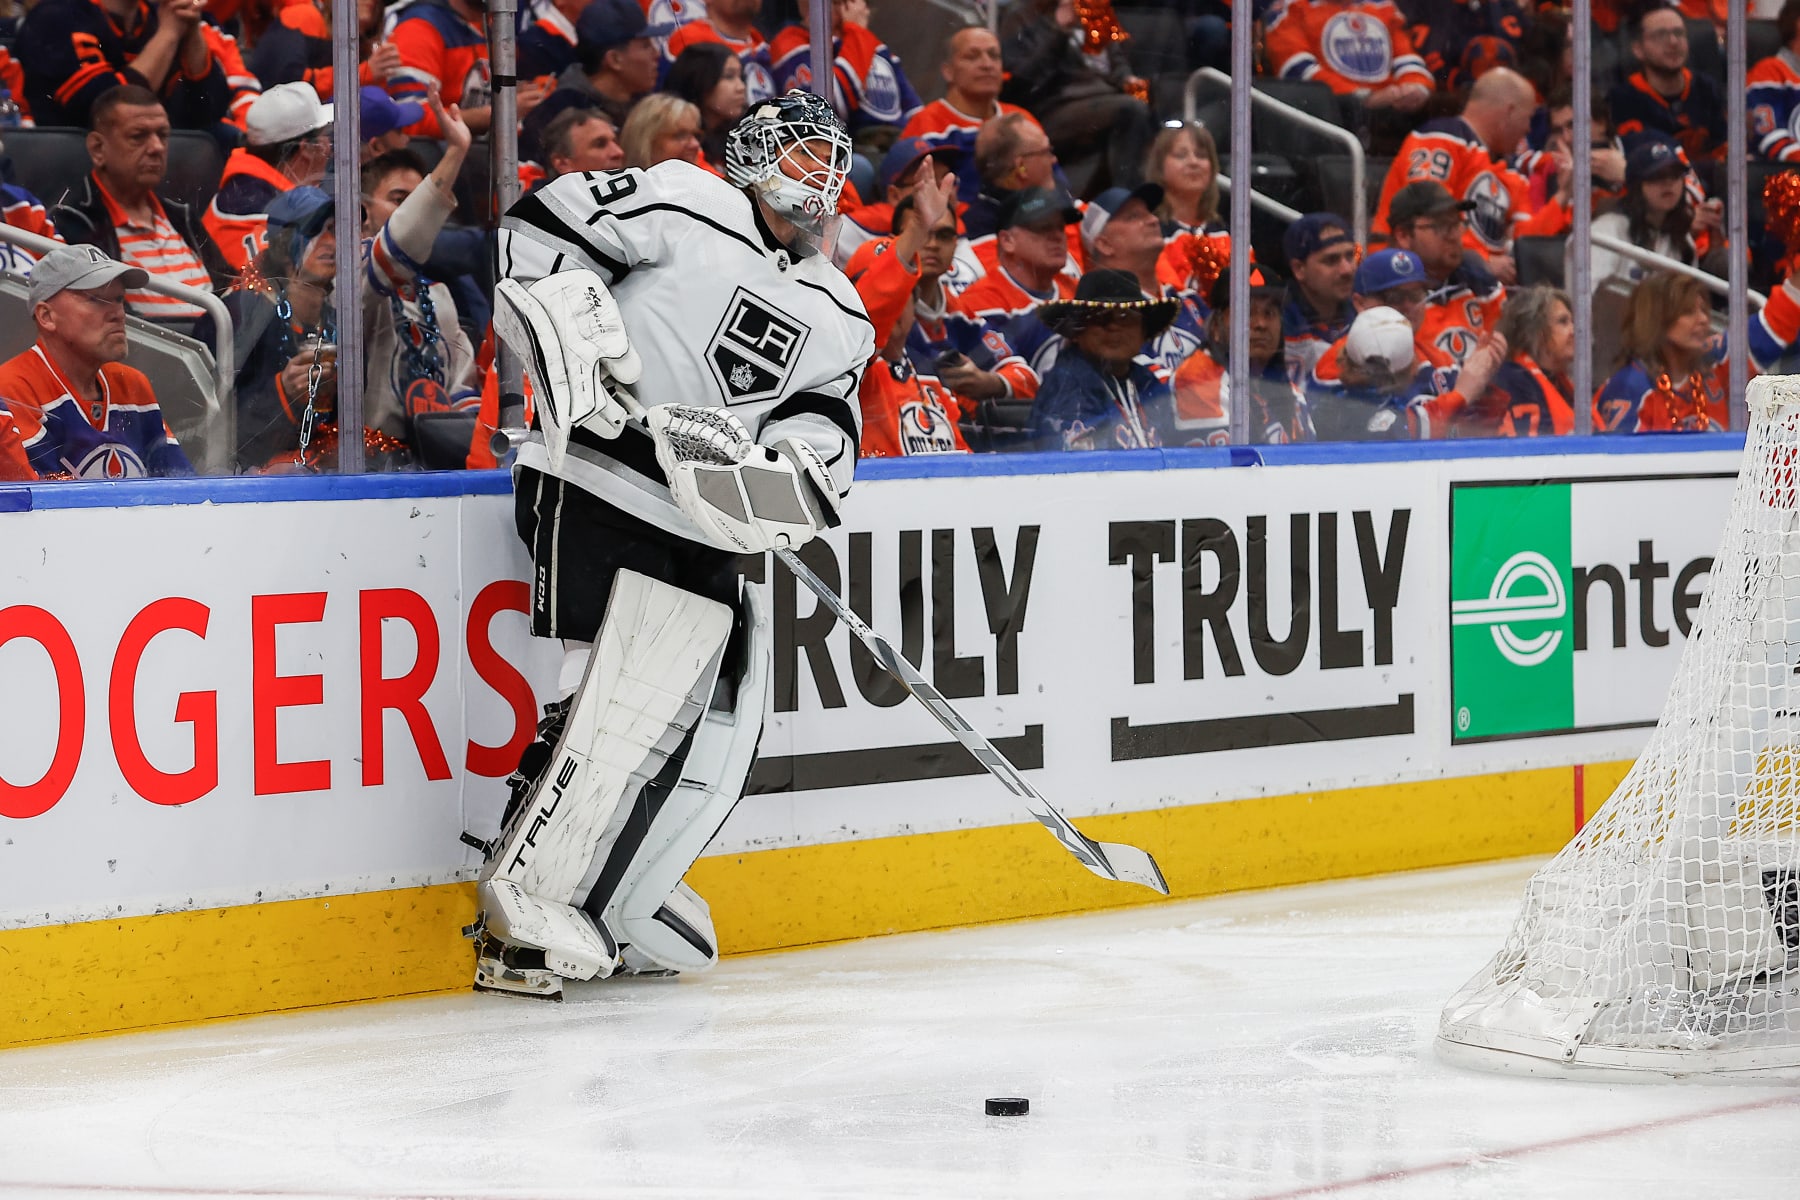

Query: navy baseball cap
[360,86,423,140]
[578,0,648,52]
[1354,247,1430,296]
[1001,186,1081,231]
[1079,182,1164,246]
[1283,212,1354,265]
[877,136,964,194]
[1626,137,1685,186]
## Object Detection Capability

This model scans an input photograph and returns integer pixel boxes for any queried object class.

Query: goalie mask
[725,90,853,257]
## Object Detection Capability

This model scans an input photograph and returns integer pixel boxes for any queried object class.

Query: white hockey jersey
[498,161,875,542]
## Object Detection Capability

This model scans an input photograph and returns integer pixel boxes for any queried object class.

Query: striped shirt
[98,178,213,323]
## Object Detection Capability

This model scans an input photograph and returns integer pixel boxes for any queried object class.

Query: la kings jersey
[499,160,875,543]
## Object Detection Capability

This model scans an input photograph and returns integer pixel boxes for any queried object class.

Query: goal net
[1438,375,1800,1080]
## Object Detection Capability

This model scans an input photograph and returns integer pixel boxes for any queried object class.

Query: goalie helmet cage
[1438,374,1800,1082]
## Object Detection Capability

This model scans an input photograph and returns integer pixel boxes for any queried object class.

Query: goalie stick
[773,544,1169,895]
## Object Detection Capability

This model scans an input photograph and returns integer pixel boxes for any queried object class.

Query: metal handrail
[1216,173,1302,225]
[1185,67,1367,246]
[1589,233,1767,308]
[0,224,235,409]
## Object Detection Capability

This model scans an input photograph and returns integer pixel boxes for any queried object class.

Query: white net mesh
[1439,375,1800,1079]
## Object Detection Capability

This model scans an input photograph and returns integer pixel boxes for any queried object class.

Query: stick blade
[1090,841,1169,895]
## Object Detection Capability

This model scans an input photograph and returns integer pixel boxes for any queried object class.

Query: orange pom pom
[1181,234,1231,295]
[1764,170,1800,254]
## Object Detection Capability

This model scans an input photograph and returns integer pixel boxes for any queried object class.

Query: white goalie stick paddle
[774,546,1169,896]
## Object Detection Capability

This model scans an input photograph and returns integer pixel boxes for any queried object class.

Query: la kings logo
[709,288,809,405]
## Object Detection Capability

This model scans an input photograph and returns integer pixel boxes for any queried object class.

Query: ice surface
[1,859,1796,1200]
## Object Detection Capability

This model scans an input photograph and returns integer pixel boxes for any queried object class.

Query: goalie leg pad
[493,272,642,472]
[588,583,773,975]
[477,570,733,983]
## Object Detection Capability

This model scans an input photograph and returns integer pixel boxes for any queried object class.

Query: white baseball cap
[1344,306,1416,375]
[246,82,334,147]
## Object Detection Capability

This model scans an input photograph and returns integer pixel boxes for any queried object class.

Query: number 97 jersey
[497,160,876,542]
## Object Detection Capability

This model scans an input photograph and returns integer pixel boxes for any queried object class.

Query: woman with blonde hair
[1143,121,1222,238]
[621,93,705,170]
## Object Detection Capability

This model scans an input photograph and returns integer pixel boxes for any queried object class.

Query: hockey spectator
[1081,185,1164,300]
[1522,87,1626,225]
[1029,269,1177,452]
[1593,271,1726,433]
[389,0,548,138]
[1373,66,1537,280]
[770,0,921,134]
[516,0,587,80]
[1465,284,1576,437]
[999,0,1154,194]
[51,85,219,330]
[899,26,1027,203]
[1581,138,1720,295]
[963,111,1061,244]
[1173,266,1312,446]
[1608,5,1727,161]
[206,82,334,277]
[663,41,748,169]
[1307,248,1506,440]
[1386,181,1505,366]
[1144,122,1224,241]
[847,170,972,456]
[363,144,491,335]
[252,0,403,97]
[1282,212,1358,389]
[555,0,661,132]
[1749,0,1800,164]
[195,92,478,469]
[17,0,232,130]
[835,137,963,270]
[359,86,425,161]
[537,106,626,180]
[661,0,776,106]
[0,245,192,478]
[621,93,702,169]
[1264,0,1432,109]
[1401,0,1528,91]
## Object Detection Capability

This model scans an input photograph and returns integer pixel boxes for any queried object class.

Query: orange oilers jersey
[204,148,296,274]
[1418,266,1504,367]
[1465,353,1572,438]
[388,0,490,136]
[1374,117,1525,256]
[859,357,970,457]
[0,343,190,477]
[0,401,31,480]
[1264,0,1433,95]
[769,20,920,132]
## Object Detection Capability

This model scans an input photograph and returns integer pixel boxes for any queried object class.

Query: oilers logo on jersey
[1434,327,1477,364]
[1465,170,1511,250]
[899,398,959,454]
[708,287,810,404]
[1321,12,1392,85]
[72,442,147,479]
[861,55,903,123]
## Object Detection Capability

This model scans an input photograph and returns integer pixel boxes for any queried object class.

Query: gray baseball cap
[29,244,148,307]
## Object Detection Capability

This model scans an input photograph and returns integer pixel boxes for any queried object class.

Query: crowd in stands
[5,0,1800,479]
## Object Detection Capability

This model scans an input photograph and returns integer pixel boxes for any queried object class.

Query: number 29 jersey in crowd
[497,160,875,544]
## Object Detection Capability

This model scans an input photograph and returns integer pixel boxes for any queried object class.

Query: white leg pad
[478,877,617,981]
[604,585,773,975]
[479,570,732,981]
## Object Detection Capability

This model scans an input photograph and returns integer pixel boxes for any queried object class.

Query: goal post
[1438,374,1800,1081]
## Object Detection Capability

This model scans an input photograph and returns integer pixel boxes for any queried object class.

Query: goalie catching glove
[493,270,643,471]
[645,404,841,553]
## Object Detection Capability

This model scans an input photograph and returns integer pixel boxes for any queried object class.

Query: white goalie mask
[724,90,854,257]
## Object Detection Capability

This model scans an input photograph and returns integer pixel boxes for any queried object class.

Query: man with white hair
[0,245,192,478]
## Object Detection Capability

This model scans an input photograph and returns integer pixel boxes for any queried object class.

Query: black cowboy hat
[1037,269,1179,339]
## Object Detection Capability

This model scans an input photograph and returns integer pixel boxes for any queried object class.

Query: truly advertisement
[1448,473,1736,743]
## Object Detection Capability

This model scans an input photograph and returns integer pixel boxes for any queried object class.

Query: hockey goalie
[471,91,874,997]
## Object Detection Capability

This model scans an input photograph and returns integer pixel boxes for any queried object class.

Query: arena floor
[2,859,1796,1200]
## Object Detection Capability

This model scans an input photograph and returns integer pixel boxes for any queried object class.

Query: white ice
[2,859,1797,1200]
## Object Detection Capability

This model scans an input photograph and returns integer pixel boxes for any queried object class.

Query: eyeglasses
[72,289,127,310]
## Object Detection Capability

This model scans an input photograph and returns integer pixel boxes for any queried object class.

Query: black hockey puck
[985,1097,1029,1116]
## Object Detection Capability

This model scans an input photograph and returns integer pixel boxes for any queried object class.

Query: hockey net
[1439,375,1800,1079]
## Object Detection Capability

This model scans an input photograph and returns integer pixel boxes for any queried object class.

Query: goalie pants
[516,465,748,645]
